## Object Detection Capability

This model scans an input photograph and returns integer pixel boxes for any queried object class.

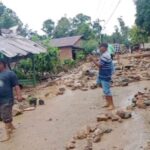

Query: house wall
[74,39,83,48]
[59,47,73,60]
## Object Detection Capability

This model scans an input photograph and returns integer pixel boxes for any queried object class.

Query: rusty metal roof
[0,35,46,58]
[50,35,83,48]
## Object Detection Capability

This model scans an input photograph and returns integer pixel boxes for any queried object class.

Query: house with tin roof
[50,35,84,60]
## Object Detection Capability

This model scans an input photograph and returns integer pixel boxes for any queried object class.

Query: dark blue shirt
[99,51,113,81]
[0,70,19,104]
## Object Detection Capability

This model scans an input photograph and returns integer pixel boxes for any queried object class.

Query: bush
[76,51,86,61]
[63,59,76,68]
[82,39,98,54]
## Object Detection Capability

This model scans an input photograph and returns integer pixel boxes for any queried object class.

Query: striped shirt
[99,51,113,81]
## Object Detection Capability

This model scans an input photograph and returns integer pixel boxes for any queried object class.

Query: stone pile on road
[56,54,150,95]
[127,88,150,110]
[12,96,45,117]
[112,57,150,87]
[66,124,112,150]
[66,109,132,150]
[96,110,132,123]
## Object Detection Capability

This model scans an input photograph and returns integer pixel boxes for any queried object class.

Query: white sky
[2,0,136,35]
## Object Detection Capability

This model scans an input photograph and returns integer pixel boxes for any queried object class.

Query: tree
[0,3,22,29]
[82,39,98,54]
[129,25,148,46]
[135,0,150,35]
[72,13,91,27]
[53,17,71,38]
[118,17,130,45]
[71,13,94,39]
[92,19,102,40]
[42,19,55,37]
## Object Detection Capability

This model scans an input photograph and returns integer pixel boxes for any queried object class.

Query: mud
[0,81,150,150]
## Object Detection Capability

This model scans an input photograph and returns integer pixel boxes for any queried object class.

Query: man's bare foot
[0,129,11,142]
[107,105,115,110]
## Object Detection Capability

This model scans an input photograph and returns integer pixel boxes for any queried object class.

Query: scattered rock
[136,99,146,109]
[111,114,120,122]
[124,112,132,119]
[75,125,91,140]
[66,142,76,150]
[59,87,66,92]
[116,110,125,119]
[93,134,101,143]
[56,91,64,95]
[84,136,93,150]
[39,99,45,105]
[28,97,37,107]
[97,114,108,122]
[144,100,150,106]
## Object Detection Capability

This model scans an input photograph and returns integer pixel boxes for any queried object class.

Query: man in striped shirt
[89,43,115,110]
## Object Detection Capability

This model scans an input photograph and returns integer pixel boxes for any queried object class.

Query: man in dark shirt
[0,59,22,142]
[89,43,115,110]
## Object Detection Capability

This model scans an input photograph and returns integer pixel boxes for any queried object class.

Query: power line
[99,0,108,19]
[104,0,122,27]
[95,0,103,18]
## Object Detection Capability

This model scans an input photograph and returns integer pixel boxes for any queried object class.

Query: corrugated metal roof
[0,35,46,58]
[50,35,83,48]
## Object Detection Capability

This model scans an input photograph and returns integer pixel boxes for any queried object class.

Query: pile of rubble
[97,110,132,123]
[127,88,150,110]
[66,124,112,150]
[12,96,45,117]
[66,110,132,150]
[112,56,150,87]
[50,53,150,96]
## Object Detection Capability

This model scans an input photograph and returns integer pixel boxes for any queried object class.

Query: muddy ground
[0,80,150,150]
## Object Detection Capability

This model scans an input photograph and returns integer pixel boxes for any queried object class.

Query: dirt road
[0,81,150,150]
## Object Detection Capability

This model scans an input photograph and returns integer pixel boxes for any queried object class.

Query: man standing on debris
[0,59,22,142]
[89,43,115,110]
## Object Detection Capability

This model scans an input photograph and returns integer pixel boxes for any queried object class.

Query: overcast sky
[2,0,136,35]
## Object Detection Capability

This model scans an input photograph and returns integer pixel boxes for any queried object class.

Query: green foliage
[53,17,71,38]
[14,58,32,79]
[42,19,55,36]
[82,39,98,54]
[0,3,22,29]
[129,25,148,45]
[118,17,130,42]
[76,51,86,61]
[63,59,76,69]
[135,0,150,35]
[92,19,102,39]
[34,47,60,73]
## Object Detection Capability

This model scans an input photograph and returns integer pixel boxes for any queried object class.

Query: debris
[93,134,101,143]
[97,114,108,122]
[56,90,64,95]
[144,100,150,106]
[23,107,35,111]
[75,125,91,140]
[116,110,132,119]
[66,142,76,150]
[39,99,45,105]
[84,136,93,150]
[28,97,37,107]
[12,105,23,117]
[59,87,66,92]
